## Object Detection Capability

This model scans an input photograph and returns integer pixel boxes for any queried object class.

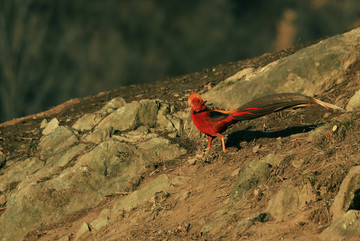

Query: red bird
[188,93,344,152]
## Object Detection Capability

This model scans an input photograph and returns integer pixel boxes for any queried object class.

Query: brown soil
[1,39,360,241]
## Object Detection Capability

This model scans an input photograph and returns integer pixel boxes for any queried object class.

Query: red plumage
[188,93,344,152]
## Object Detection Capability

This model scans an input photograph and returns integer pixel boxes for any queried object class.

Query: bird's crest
[188,93,207,112]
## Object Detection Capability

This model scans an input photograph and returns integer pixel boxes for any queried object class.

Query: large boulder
[331,166,360,220]
[320,210,360,241]
[346,90,360,112]
[39,126,79,157]
[202,28,360,109]
[266,183,315,220]
[97,100,159,131]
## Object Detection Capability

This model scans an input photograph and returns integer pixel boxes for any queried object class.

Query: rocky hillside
[0,28,360,241]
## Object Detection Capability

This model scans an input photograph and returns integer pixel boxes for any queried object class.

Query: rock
[0,140,145,241]
[307,125,328,145]
[0,193,6,206]
[331,166,360,220]
[45,144,88,168]
[58,236,70,241]
[235,213,271,234]
[252,144,261,153]
[112,125,157,143]
[231,168,241,177]
[291,159,304,169]
[31,144,88,181]
[137,137,186,165]
[97,100,159,131]
[346,89,360,111]
[320,210,360,241]
[100,97,127,114]
[0,151,6,169]
[266,183,314,220]
[156,104,178,132]
[172,110,203,139]
[202,28,360,109]
[40,119,48,129]
[112,174,171,213]
[187,158,197,165]
[39,126,79,157]
[74,222,92,241]
[72,113,105,132]
[201,213,233,236]
[0,157,43,192]
[230,154,278,207]
[42,118,59,135]
[91,209,111,231]
[82,126,113,144]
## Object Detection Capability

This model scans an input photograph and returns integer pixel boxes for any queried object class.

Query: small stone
[40,119,48,129]
[332,125,338,132]
[187,158,197,165]
[168,132,177,138]
[292,159,304,169]
[231,168,240,177]
[252,145,261,153]
[58,236,70,241]
[42,118,59,135]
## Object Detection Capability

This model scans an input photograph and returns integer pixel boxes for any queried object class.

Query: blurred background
[0,0,359,122]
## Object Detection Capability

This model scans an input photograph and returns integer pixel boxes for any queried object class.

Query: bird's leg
[215,133,227,152]
[206,135,213,150]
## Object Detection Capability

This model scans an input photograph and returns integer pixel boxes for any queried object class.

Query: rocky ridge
[0,28,359,240]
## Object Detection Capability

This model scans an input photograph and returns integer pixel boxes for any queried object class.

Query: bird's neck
[191,103,207,113]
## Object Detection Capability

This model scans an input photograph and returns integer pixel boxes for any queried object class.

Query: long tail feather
[232,93,343,121]
[313,98,345,111]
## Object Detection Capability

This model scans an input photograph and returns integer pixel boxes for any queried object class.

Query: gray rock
[0,157,43,192]
[0,151,5,169]
[138,137,186,165]
[266,183,314,220]
[74,222,92,241]
[331,165,360,220]
[320,210,360,241]
[58,236,70,241]
[201,213,233,236]
[307,125,328,145]
[30,144,88,182]
[112,174,171,213]
[40,119,48,129]
[230,154,278,208]
[42,118,59,135]
[235,213,271,235]
[346,89,360,111]
[202,28,360,110]
[82,126,113,144]
[72,113,105,132]
[90,209,111,231]
[97,100,159,131]
[39,126,79,157]
[100,97,127,114]
[172,110,203,139]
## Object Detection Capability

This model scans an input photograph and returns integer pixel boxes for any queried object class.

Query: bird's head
[188,93,207,112]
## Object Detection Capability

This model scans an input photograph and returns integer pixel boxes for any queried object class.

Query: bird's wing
[207,110,231,122]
